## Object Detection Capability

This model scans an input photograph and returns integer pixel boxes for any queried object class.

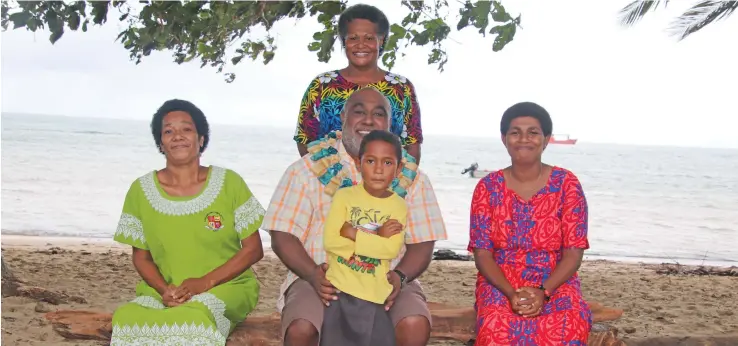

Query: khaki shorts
[280,279,430,340]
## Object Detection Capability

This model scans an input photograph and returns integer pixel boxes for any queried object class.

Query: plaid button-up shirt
[262,140,447,312]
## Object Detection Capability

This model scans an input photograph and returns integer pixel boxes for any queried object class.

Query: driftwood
[653,263,738,277]
[45,301,625,345]
[2,253,88,304]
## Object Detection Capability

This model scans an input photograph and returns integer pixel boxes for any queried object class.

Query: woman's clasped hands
[508,286,546,318]
[161,277,213,307]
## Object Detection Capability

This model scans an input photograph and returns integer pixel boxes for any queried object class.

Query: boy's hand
[377,219,403,238]
[339,222,358,241]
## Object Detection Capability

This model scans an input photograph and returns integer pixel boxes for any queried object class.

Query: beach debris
[588,324,626,346]
[2,253,87,304]
[2,254,20,297]
[45,311,112,341]
[34,247,71,255]
[44,300,626,345]
[653,263,738,277]
[34,302,51,313]
[16,285,88,305]
[433,249,472,261]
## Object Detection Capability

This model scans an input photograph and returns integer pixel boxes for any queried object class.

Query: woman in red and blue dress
[468,102,592,345]
[292,4,423,163]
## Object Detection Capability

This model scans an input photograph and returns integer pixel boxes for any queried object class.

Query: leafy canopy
[1,0,521,83]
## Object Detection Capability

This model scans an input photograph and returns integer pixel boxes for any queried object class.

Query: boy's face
[360,140,401,193]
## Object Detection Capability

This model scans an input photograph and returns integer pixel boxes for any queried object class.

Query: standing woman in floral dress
[468,102,592,345]
[293,3,424,163]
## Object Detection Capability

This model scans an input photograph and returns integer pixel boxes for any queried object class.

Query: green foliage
[618,0,737,40]
[1,0,521,83]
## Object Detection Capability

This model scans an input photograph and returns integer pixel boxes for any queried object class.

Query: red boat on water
[548,134,577,145]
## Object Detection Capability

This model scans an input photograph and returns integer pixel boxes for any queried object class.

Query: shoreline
[2,234,736,267]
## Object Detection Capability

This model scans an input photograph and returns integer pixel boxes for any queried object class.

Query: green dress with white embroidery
[110,166,264,346]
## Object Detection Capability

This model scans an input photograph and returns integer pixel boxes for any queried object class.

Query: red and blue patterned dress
[468,167,592,345]
[293,70,422,147]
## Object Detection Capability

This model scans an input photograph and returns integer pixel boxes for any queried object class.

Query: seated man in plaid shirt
[263,87,447,346]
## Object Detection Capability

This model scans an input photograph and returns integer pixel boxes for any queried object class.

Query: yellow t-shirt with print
[323,184,407,304]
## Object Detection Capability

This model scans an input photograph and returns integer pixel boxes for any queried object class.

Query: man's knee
[395,315,431,346]
[284,319,319,346]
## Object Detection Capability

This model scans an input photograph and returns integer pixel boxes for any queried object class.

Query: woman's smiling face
[160,111,203,163]
[343,19,383,68]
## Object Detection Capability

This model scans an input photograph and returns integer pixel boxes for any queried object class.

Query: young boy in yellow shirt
[321,130,408,346]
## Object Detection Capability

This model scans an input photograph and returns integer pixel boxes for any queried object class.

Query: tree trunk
[2,253,20,297]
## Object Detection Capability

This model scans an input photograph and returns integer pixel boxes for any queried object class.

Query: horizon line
[3,111,737,151]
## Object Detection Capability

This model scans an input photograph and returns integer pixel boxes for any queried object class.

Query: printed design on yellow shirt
[337,206,390,276]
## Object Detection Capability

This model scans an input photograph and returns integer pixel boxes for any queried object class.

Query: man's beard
[342,132,361,157]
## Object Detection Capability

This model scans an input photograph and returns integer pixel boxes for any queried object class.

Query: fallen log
[45,301,624,345]
[16,285,88,305]
[2,253,87,304]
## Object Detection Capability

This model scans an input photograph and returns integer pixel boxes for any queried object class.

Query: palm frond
[618,0,670,26]
[667,0,738,40]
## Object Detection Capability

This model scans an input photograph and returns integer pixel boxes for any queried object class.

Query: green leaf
[491,1,512,22]
[46,11,61,33]
[8,11,31,29]
[489,25,503,35]
[381,50,397,70]
[412,31,430,45]
[263,50,275,64]
[26,18,39,31]
[90,1,109,25]
[68,12,80,31]
[197,42,209,54]
[49,28,64,44]
[457,13,470,30]
[390,23,407,36]
[492,23,516,51]
[307,41,321,51]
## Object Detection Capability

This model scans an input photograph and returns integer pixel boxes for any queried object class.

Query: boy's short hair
[358,130,402,162]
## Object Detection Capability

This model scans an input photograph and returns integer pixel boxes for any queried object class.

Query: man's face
[341,88,391,156]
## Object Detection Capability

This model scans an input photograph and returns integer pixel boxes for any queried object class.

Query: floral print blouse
[293,70,423,146]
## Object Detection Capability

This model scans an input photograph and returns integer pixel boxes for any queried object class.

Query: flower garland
[306,130,418,198]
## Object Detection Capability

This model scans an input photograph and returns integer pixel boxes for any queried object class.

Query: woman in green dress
[110,99,265,345]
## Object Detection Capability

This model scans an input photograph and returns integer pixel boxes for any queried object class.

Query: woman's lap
[111,280,259,345]
[476,284,591,345]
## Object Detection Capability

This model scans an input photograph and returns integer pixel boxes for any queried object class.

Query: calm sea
[2,113,737,266]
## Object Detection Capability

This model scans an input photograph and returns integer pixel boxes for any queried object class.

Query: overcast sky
[2,0,737,148]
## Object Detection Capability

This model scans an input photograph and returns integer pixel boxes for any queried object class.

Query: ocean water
[2,113,737,266]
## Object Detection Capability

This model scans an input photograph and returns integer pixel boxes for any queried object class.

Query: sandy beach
[2,235,737,345]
